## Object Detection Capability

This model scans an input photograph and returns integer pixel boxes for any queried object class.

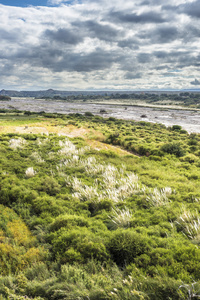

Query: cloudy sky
[0,0,200,90]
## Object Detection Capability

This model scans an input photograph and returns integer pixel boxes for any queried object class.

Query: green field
[0,111,200,299]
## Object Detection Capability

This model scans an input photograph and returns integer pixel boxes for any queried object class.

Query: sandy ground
[1,98,200,133]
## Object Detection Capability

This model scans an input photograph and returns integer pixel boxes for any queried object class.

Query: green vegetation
[0,96,11,101]
[0,111,200,299]
[37,91,200,109]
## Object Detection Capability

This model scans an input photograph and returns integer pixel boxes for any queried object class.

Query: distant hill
[1,88,200,98]
[0,89,111,98]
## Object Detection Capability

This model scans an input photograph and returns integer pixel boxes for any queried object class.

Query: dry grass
[109,207,132,229]
[176,208,200,240]
[87,139,132,156]
[0,118,133,157]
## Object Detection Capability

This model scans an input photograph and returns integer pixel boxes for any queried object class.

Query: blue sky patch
[0,0,48,6]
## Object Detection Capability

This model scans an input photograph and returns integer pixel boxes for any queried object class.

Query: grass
[0,110,200,299]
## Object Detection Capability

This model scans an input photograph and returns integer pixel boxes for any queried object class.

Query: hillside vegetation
[0,110,200,299]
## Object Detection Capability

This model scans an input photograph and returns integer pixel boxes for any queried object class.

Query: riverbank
[0,97,200,133]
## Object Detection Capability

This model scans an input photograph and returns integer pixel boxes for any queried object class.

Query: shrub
[85,112,94,117]
[171,125,182,131]
[37,177,61,196]
[180,154,198,163]
[160,143,185,157]
[50,228,109,263]
[50,214,89,231]
[108,229,150,266]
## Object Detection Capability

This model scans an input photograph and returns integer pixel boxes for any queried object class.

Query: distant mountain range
[1,89,200,98]
[0,89,108,98]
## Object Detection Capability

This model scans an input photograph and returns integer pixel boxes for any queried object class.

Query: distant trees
[0,95,11,101]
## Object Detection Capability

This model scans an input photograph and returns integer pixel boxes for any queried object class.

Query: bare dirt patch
[86,139,133,156]
[15,126,49,135]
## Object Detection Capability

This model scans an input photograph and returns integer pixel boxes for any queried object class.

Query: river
[1,98,200,134]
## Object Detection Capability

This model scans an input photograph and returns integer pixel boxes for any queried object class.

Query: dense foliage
[0,111,200,299]
[37,92,200,108]
[0,96,11,101]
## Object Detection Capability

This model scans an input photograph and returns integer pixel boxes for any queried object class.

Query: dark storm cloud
[190,79,200,85]
[152,50,200,70]
[140,1,150,5]
[162,1,200,18]
[71,20,121,42]
[109,10,167,23]
[0,29,23,42]
[44,28,84,45]
[141,0,164,5]
[125,72,142,79]
[6,43,123,73]
[162,4,177,11]
[1,0,200,90]
[138,26,179,44]
[84,20,120,41]
[152,26,179,43]
[153,51,168,59]
[154,50,192,60]
[57,49,120,72]
[118,38,140,49]
[137,53,151,64]
[181,1,200,18]
[185,25,200,38]
[0,62,15,76]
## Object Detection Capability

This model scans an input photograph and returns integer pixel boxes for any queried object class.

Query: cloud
[0,0,200,90]
[181,1,200,18]
[138,25,179,44]
[47,0,73,5]
[190,78,200,85]
[5,43,122,73]
[162,1,200,18]
[82,20,121,42]
[118,38,140,49]
[109,10,166,23]
[44,28,84,44]
[137,53,151,64]
[0,29,24,42]
[125,72,142,79]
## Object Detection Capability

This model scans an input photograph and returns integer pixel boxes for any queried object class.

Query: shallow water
[1,98,200,133]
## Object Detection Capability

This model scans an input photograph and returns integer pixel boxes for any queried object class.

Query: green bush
[36,176,61,196]
[171,125,182,131]
[50,228,109,263]
[108,229,150,266]
[160,143,185,157]
[85,112,94,117]
[50,214,89,231]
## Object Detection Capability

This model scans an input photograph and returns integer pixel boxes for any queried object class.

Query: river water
[1,98,200,134]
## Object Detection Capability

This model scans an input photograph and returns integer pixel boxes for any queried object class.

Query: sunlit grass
[109,207,132,229]
[176,208,200,240]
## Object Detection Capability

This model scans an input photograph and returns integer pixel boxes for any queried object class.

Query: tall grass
[176,208,200,240]
[9,138,26,149]
[109,207,132,229]
[146,187,172,207]
[25,167,37,178]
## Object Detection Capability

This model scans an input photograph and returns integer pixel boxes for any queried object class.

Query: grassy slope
[0,111,200,299]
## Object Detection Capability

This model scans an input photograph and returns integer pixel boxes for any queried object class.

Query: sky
[0,0,200,91]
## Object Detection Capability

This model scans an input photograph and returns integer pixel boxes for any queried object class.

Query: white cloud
[47,0,73,5]
[0,0,199,90]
